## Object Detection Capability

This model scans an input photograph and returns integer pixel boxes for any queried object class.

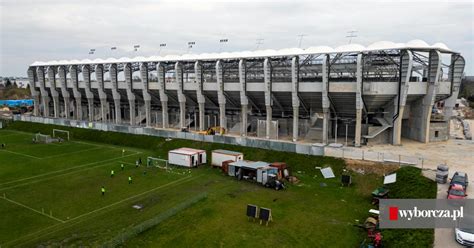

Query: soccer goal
[147,157,169,169]
[52,129,70,141]
[33,133,54,144]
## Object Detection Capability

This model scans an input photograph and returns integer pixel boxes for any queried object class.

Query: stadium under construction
[26,40,465,147]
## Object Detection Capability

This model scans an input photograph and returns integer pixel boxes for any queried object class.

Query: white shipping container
[168,148,207,167]
[211,149,243,167]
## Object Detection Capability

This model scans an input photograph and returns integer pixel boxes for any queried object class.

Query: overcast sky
[0,0,472,76]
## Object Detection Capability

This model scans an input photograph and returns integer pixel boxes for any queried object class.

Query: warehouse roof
[30,39,455,66]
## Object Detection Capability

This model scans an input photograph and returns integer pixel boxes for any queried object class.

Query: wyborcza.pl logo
[388,206,463,221]
[380,199,473,228]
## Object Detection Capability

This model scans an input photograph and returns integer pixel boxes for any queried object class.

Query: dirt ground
[344,158,399,176]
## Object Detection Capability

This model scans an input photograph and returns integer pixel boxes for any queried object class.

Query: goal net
[53,129,70,141]
[33,133,54,144]
[147,157,169,169]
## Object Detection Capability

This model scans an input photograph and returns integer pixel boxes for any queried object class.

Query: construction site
[24,40,466,147]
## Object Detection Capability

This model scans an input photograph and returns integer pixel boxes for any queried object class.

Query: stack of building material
[436,164,449,184]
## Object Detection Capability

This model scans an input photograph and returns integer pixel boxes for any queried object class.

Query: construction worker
[128,176,132,184]
[101,186,105,196]
[110,170,115,178]
[121,163,124,171]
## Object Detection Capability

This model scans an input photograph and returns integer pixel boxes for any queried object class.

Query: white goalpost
[52,129,70,141]
[147,157,169,169]
[34,133,54,144]
[146,157,191,176]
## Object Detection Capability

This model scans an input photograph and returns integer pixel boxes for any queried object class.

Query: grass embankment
[382,166,437,248]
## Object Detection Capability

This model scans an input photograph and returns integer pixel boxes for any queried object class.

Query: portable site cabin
[211,149,244,167]
[228,160,278,185]
[168,148,207,167]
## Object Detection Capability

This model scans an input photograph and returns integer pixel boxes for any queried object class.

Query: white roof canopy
[31,39,455,66]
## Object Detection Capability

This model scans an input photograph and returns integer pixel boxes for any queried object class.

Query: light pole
[256,39,264,50]
[110,46,117,57]
[346,30,358,44]
[187,41,195,53]
[133,45,140,52]
[297,34,307,48]
[219,38,228,52]
[159,43,166,55]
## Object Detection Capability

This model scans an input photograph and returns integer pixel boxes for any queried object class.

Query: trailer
[211,149,243,167]
[228,160,280,187]
[168,148,207,167]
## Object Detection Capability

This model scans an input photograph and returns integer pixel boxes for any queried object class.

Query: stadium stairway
[363,117,392,139]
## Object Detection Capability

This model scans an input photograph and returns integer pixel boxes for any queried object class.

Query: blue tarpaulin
[0,99,34,107]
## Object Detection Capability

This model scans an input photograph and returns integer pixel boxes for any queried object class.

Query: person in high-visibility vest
[110,170,115,178]
[101,186,106,196]
[128,176,132,184]
[121,163,124,171]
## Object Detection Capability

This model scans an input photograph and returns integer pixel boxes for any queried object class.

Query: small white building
[168,148,207,167]
[211,149,244,167]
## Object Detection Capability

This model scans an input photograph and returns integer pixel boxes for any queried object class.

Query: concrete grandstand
[26,39,465,146]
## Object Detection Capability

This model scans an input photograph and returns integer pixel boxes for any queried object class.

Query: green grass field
[0,126,432,247]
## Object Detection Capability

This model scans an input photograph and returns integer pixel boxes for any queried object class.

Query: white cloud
[0,0,472,76]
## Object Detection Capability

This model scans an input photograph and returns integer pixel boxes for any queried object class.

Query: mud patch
[345,159,399,176]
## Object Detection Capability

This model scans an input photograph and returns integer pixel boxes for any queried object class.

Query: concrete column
[140,63,152,127]
[175,62,186,129]
[157,63,168,128]
[95,64,107,122]
[47,67,60,118]
[194,61,206,131]
[443,54,466,122]
[354,53,364,147]
[239,59,249,137]
[58,66,70,119]
[216,60,226,130]
[322,55,330,144]
[70,65,82,120]
[27,67,40,116]
[264,58,272,139]
[124,63,136,126]
[420,50,442,143]
[109,64,121,124]
[37,67,50,117]
[82,65,95,122]
[291,57,300,142]
[392,50,413,145]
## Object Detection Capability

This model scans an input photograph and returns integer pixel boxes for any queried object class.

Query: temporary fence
[324,146,439,170]
[103,192,207,247]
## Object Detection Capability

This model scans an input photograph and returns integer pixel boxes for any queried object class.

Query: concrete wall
[429,121,449,142]
[402,99,424,141]
[14,115,325,156]
[367,128,390,145]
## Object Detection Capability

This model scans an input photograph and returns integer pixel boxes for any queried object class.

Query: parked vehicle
[450,172,469,191]
[455,215,474,246]
[447,184,468,199]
